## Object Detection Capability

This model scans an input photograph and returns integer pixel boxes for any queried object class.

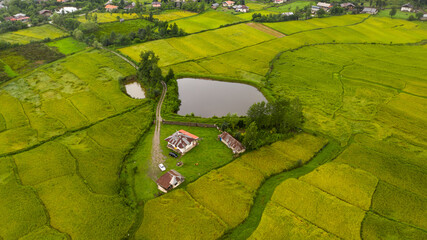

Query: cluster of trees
[0,20,27,34]
[243,98,304,150]
[252,13,299,22]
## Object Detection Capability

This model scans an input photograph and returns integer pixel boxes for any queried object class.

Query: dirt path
[148,81,167,180]
[246,22,286,38]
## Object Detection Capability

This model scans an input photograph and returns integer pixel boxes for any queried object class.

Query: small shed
[156,170,185,193]
[401,3,413,12]
[218,132,245,154]
[361,7,378,14]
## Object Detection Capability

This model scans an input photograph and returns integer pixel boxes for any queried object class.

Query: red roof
[105,5,118,9]
[179,130,199,140]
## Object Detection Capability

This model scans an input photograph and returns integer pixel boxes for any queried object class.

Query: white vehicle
[158,163,166,171]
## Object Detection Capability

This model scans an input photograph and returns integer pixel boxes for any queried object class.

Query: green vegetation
[78,13,140,23]
[173,11,244,33]
[95,19,153,38]
[46,37,87,55]
[377,9,417,19]
[0,25,68,44]
[268,1,316,13]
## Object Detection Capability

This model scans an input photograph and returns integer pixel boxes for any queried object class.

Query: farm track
[246,22,286,38]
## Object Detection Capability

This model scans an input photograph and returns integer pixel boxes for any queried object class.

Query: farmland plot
[0,25,68,44]
[173,11,244,33]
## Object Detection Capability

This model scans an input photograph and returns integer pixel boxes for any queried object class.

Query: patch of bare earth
[246,22,286,38]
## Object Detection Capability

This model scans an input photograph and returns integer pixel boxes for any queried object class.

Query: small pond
[177,78,267,117]
[125,81,145,99]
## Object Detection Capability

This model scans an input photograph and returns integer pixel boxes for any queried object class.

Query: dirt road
[246,22,286,38]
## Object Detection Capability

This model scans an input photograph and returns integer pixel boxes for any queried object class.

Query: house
[401,3,413,12]
[57,0,69,2]
[311,6,320,14]
[273,0,284,4]
[0,3,5,9]
[340,3,355,9]
[124,4,135,10]
[105,4,118,11]
[282,12,294,16]
[14,13,26,18]
[317,2,332,11]
[39,10,52,16]
[55,7,79,14]
[212,3,219,9]
[420,14,427,21]
[218,132,246,154]
[5,16,30,22]
[222,1,235,7]
[164,130,199,155]
[152,1,161,8]
[156,170,185,193]
[235,5,249,12]
[361,7,378,14]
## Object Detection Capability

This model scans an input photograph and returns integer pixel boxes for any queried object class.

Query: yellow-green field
[135,133,327,239]
[173,11,244,33]
[78,10,196,23]
[0,25,68,44]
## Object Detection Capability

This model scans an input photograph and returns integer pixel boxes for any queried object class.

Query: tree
[243,122,259,150]
[317,8,326,17]
[164,68,175,83]
[247,101,270,129]
[389,7,397,18]
[73,29,83,41]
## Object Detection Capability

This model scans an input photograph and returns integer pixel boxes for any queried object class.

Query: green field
[95,19,154,37]
[46,37,87,55]
[376,9,417,19]
[78,10,197,23]
[0,25,68,44]
[173,11,244,33]
[267,1,316,12]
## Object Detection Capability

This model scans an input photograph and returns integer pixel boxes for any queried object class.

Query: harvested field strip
[246,22,286,38]
[135,133,327,239]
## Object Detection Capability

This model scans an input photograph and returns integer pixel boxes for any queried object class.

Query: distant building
[401,3,413,12]
[273,0,285,4]
[5,16,30,22]
[55,7,79,14]
[340,3,355,10]
[218,132,245,154]
[361,7,378,14]
[105,4,118,12]
[317,2,332,11]
[165,130,199,155]
[156,170,185,193]
[223,1,235,7]
[39,10,52,16]
[311,5,320,14]
[152,1,161,8]
[282,12,294,16]
[124,3,135,10]
[212,3,219,9]
[420,14,427,21]
[235,5,249,12]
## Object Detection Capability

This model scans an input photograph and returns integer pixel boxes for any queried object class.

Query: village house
[317,2,332,11]
[235,5,249,13]
[156,170,185,193]
[212,3,219,9]
[223,1,235,8]
[311,5,320,14]
[401,3,413,12]
[165,130,199,155]
[39,10,52,17]
[124,3,135,10]
[282,12,294,16]
[5,13,30,22]
[55,7,79,14]
[421,14,427,21]
[0,3,5,10]
[361,7,378,14]
[105,4,118,12]
[152,1,161,8]
[218,132,246,154]
[273,0,285,4]
[340,3,355,10]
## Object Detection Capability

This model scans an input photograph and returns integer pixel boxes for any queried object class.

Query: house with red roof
[105,4,118,12]
[164,130,199,155]
[152,1,161,8]
[156,170,185,193]
[223,1,235,7]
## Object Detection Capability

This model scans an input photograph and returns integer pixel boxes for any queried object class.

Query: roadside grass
[173,11,244,33]
[0,25,67,44]
[119,23,276,66]
[95,19,153,38]
[248,201,339,240]
[300,162,378,210]
[362,212,427,239]
[267,1,316,13]
[35,175,135,240]
[0,157,48,240]
[271,178,366,239]
[159,124,233,183]
[136,189,228,239]
[46,37,87,55]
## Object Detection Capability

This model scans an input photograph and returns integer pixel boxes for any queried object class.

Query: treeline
[0,21,27,34]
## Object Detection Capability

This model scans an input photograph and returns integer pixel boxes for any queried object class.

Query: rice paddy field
[0,25,68,44]
[173,11,244,33]
[77,13,140,23]
[95,19,154,38]
[135,133,327,239]
[0,49,154,239]
[45,37,87,55]
[267,0,316,12]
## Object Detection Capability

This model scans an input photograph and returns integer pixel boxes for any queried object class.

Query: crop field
[159,124,233,183]
[78,13,139,23]
[0,25,68,44]
[267,1,316,12]
[135,133,327,239]
[0,43,65,83]
[173,11,244,33]
[95,19,153,37]
[119,23,276,66]
[46,37,87,55]
[151,10,198,21]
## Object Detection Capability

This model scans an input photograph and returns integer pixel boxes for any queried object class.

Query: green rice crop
[173,11,244,33]
[78,13,139,23]
[0,25,68,44]
[46,37,87,55]
[267,1,316,13]
[271,178,366,239]
[136,189,227,239]
[300,162,378,210]
[218,161,264,191]
[95,19,153,37]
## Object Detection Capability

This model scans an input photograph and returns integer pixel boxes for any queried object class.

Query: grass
[173,11,244,33]
[376,9,417,20]
[159,124,233,183]
[0,25,68,44]
[95,19,153,38]
[46,37,87,55]
[267,1,316,13]
[300,162,378,210]
[136,189,228,239]
[271,178,366,239]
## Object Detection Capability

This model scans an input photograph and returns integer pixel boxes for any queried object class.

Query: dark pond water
[125,81,145,99]
[177,78,267,117]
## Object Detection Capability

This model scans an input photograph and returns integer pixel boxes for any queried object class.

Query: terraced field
[95,19,154,38]
[0,25,68,44]
[0,49,154,239]
[173,11,244,33]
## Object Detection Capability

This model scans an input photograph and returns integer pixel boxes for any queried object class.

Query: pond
[125,81,145,99]
[177,78,267,117]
